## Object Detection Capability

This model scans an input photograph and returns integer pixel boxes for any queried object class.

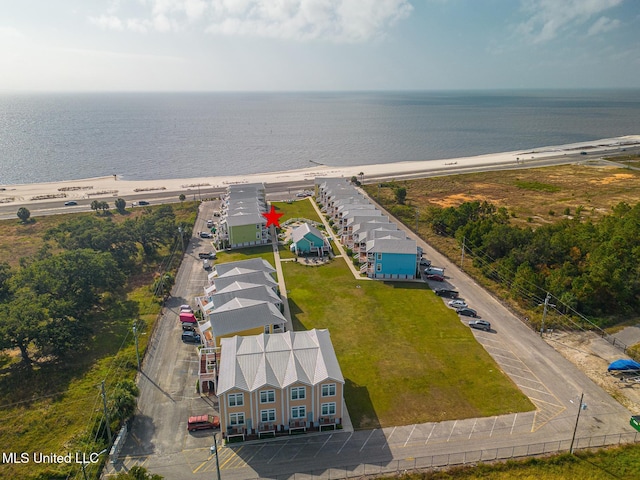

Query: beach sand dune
[1,135,638,208]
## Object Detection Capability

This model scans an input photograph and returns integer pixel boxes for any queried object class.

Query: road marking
[267,440,288,464]
[290,439,310,461]
[244,444,266,463]
[510,414,518,434]
[404,425,416,447]
[219,446,243,469]
[386,426,397,446]
[468,419,477,439]
[360,429,376,452]
[447,421,457,442]
[337,432,352,454]
[314,434,333,458]
[425,424,436,445]
[490,417,497,437]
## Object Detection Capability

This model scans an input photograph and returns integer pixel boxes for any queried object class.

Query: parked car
[448,299,468,309]
[206,219,214,227]
[187,414,220,432]
[137,200,150,206]
[425,274,445,282]
[181,331,201,343]
[457,307,478,318]
[64,201,78,206]
[199,231,213,239]
[198,251,216,259]
[435,289,459,298]
[180,304,193,313]
[203,259,211,270]
[469,320,491,331]
[213,211,221,217]
[182,322,196,332]
[419,258,431,267]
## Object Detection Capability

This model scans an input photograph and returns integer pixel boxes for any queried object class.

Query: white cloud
[588,16,621,36]
[88,0,413,42]
[516,0,623,43]
[89,14,125,31]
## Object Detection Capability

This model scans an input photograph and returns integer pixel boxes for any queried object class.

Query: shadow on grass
[344,377,380,430]
[287,298,307,332]
[382,281,432,291]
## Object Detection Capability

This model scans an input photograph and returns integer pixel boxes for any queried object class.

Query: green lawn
[273,198,321,223]
[283,258,533,429]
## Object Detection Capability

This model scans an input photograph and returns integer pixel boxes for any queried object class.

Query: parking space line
[244,444,266,464]
[510,414,518,434]
[337,432,352,455]
[219,446,243,469]
[360,429,376,452]
[468,419,477,439]
[425,424,436,445]
[447,421,457,442]
[489,417,497,437]
[386,426,397,445]
[404,425,416,447]
[267,441,288,464]
[290,439,310,461]
[314,434,333,458]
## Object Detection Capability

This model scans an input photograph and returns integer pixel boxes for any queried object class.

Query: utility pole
[415,208,419,232]
[101,380,112,445]
[211,432,222,480]
[178,226,184,251]
[540,292,555,337]
[133,322,141,371]
[570,392,585,453]
[461,236,466,268]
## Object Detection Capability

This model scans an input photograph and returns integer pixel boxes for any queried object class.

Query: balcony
[257,422,276,438]
[289,419,307,434]
[318,416,337,430]
[225,426,245,441]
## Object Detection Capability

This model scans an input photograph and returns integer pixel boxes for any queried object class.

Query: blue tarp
[607,359,640,371]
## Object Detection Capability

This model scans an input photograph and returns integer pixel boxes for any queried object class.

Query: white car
[448,299,468,309]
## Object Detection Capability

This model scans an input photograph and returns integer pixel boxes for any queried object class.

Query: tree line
[0,204,190,365]
[432,200,640,319]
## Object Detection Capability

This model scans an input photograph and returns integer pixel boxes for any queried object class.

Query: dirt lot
[544,330,640,414]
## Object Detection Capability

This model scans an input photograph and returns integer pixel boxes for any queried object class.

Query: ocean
[0,90,639,185]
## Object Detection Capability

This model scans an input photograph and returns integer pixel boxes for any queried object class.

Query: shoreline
[1,135,638,208]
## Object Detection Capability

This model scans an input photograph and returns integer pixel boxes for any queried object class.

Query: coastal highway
[1,146,637,221]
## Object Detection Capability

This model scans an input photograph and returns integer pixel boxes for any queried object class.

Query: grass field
[381,444,640,479]
[283,258,533,428]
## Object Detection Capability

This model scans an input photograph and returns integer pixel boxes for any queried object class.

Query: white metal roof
[217,329,344,394]
[290,223,325,244]
[366,236,417,254]
[215,258,276,276]
[208,299,287,338]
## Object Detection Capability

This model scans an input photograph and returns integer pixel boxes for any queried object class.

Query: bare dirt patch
[547,331,640,414]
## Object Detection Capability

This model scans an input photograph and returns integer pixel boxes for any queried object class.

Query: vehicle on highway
[457,307,478,318]
[181,331,201,343]
[469,320,491,331]
[203,259,211,270]
[198,251,216,259]
[137,200,150,206]
[64,201,78,206]
[448,299,468,309]
[435,289,459,298]
[187,414,220,432]
[425,274,445,281]
[199,231,213,238]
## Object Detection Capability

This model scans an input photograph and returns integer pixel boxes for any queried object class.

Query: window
[260,409,276,422]
[376,263,382,272]
[321,402,336,416]
[260,390,275,403]
[377,252,382,260]
[321,384,336,397]
[290,387,306,400]
[257,224,261,229]
[256,232,261,239]
[228,393,244,407]
[291,406,306,419]
[229,412,245,425]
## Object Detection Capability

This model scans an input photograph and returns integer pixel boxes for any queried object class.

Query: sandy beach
[1,135,638,209]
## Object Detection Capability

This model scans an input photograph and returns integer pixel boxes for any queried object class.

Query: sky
[0,0,639,92]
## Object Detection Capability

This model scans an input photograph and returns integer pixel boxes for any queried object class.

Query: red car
[426,274,445,281]
[188,414,220,432]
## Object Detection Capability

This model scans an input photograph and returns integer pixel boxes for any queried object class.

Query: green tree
[110,380,139,422]
[115,466,163,480]
[91,199,100,213]
[0,294,48,366]
[394,186,407,205]
[16,207,31,223]
[179,193,186,203]
[115,197,127,213]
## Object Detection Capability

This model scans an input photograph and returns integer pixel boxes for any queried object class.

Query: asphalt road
[102,186,638,479]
